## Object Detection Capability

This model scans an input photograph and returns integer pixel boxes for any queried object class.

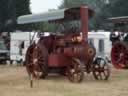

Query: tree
[14,0,33,31]
[0,0,33,32]
[94,0,128,30]
[59,0,106,30]
[15,0,31,17]
[60,0,128,31]
[108,0,128,17]
[0,0,16,32]
[59,0,86,9]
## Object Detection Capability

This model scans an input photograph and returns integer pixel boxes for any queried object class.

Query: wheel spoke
[111,42,127,69]
[67,58,84,83]
[99,72,103,80]
[93,57,110,80]
[103,70,108,77]
[31,44,48,79]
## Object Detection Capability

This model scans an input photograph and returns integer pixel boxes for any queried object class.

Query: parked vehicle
[109,16,128,69]
[88,31,112,62]
[17,6,110,82]
[0,39,10,64]
[9,32,51,64]
[10,32,38,64]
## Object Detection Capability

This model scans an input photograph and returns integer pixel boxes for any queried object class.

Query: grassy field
[0,65,128,96]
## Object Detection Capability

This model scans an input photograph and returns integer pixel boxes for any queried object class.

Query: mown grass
[0,65,128,96]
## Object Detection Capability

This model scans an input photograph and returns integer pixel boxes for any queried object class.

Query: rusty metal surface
[111,41,128,69]
[25,33,96,80]
[23,5,110,82]
[81,6,88,41]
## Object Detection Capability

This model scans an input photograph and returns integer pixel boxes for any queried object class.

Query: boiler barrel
[64,43,96,60]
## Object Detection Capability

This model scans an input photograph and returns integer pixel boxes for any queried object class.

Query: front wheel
[92,57,110,80]
[67,58,84,83]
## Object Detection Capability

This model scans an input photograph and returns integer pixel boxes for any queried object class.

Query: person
[110,32,120,45]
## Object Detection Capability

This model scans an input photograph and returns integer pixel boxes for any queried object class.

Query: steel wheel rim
[32,44,48,79]
[25,43,36,76]
[93,58,110,80]
[67,58,84,83]
[111,42,126,69]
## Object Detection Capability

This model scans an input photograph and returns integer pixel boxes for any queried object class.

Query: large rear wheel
[32,43,48,79]
[25,43,36,77]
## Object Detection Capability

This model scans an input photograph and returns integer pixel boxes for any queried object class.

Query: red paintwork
[81,6,88,42]
[38,35,55,53]
[109,16,128,69]
[64,45,85,58]
[64,47,74,57]
[25,6,97,81]
[111,41,128,69]
[36,6,96,68]
[48,53,69,67]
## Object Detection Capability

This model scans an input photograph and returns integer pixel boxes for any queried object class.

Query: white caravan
[88,31,112,62]
[10,31,38,64]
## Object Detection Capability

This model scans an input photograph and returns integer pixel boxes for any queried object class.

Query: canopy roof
[17,6,94,24]
[108,16,128,23]
[109,16,128,32]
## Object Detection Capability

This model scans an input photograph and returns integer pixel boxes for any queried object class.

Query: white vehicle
[10,31,38,64]
[88,31,112,62]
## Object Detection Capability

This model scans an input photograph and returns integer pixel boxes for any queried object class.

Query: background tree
[14,0,34,31]
[94,0,128,30]
[59,0,105,31]
[59,0,128,31]
[0,0,16,32]
[0,0,33,32]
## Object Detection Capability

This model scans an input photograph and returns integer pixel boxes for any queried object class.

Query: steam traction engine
[18,6,110,82]
[109,16,128,69]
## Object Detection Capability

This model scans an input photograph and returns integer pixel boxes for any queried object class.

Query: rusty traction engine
[109,16,128,69]
[18,6,110,82]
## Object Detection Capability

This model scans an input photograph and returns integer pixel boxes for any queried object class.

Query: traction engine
[109,16,128,69]
[18,6,110,82]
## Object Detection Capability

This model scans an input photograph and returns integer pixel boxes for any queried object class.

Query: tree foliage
[14,0,33,31]
[0,0,16,32]
[93,0,128,30]
[0,0,33,32]
[108,0,128,17]
[59,0,107,30]
[59,0,128,31]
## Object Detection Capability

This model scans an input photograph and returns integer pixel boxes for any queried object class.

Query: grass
[0,65,128,96]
